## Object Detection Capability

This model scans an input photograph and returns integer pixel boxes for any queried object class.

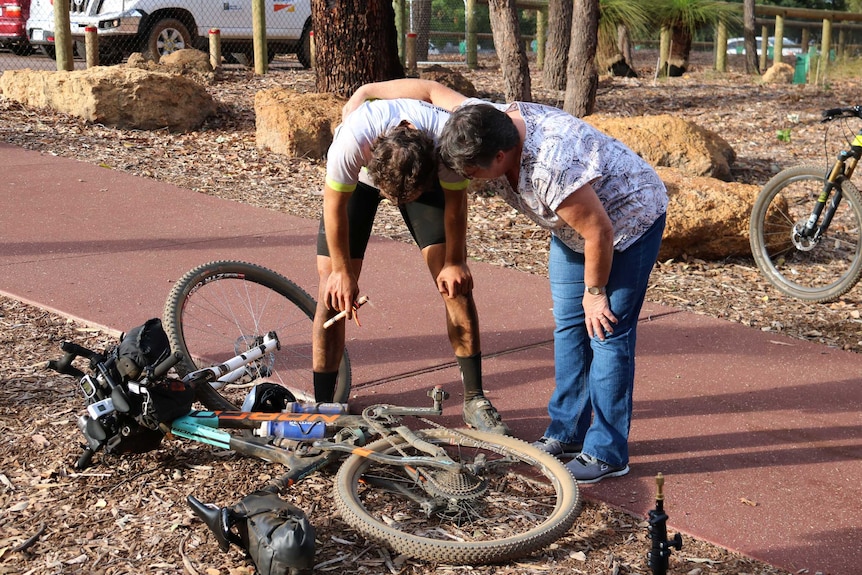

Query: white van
[25,0,58,57]
[726,37,803,57]
[29,0,311,66]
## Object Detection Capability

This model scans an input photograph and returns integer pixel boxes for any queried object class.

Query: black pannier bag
[188,490,316,575]
[231,491,316,575]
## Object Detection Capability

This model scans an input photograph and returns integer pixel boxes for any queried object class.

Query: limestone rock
[255,88,345,158]
[584,114,736,181]
[762,62,795,84]
[0,66,215,131]
[657,166,760,260]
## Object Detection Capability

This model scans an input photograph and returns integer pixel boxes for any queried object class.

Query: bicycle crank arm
[360,475,437,514]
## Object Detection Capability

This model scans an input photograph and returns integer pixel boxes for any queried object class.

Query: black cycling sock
[457,353,483,401]
[313,371,338,403]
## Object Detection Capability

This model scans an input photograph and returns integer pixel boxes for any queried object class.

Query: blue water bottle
[260,420,327,440]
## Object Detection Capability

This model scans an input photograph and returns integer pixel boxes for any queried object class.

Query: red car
[0,0,33,55]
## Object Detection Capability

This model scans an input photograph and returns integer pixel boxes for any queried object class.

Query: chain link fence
[0,0,314,70]
[0,0,544,71]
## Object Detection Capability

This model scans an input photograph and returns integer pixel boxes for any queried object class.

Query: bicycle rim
[163,261,350,410]
[750,165,862,302]
[333,427,581,564]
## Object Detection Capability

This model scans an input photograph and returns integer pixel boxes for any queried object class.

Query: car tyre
[296,19,312,69]
[145,17,193,61]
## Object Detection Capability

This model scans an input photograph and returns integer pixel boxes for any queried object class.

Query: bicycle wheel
[163,261,350,410]
[750,165,862,302]
[334,427,581,564]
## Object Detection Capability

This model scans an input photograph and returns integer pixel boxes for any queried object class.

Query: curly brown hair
[367,124,438,205]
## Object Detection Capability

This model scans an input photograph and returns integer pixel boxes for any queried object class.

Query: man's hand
[325,270,360,319]
[584,292,617,341]
[436,263,473,298]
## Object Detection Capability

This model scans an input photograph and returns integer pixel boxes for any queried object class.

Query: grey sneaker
[463,397,511,435]
[566,454,630,484]
[531,436,582,457]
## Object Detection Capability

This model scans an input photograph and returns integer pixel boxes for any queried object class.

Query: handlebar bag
[230,490,316,575]
[112,318,171,382]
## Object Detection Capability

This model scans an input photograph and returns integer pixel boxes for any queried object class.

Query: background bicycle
[749,106,862,302]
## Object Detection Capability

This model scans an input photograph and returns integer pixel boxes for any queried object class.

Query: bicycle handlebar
[151,351,183,379]
[46,341,106,378]
[821,106,862,122]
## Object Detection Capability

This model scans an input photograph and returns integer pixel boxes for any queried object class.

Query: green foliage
[776,128,792,143]
[599,0,651,41]
[431,0,491,34]
[652,0,740,33]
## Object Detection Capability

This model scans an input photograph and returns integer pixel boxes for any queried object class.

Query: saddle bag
[230,490,316,575]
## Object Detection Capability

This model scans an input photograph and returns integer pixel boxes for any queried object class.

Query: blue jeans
[544,213,666,467]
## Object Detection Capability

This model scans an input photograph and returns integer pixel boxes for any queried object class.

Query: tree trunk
[311,0,403,96]
[618,24,633,66]
[743,0,760,74]
[667,25,692,76]
[598,24,637,78]
[411,0,432,61]
[563,0,598,117]
[488,0,531,102]
[542,0,572,91]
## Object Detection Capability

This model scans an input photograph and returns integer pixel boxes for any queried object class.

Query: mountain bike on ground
[749,106,862,302]
[47,271,582,565]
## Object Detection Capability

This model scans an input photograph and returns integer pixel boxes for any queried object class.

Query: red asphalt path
[2,143,860,574]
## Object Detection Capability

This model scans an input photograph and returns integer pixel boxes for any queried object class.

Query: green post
[252,0,267,75]
[394,0,405,64]
[774,14,784,65]
[52,0,73,71]
[715,20,727,72]
[535,7,546,70]
[818,17,832,85]
[465,0,477,69]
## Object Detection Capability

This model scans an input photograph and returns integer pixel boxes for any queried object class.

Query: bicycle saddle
[187,495,242,552]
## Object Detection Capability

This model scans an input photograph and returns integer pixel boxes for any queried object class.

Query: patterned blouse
[460,99,668,253]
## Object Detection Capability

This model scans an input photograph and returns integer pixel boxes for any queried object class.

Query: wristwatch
[586,285,606,296]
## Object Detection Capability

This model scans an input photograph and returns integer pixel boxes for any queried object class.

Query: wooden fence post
[209,29,221,70]
[84,26,98,68]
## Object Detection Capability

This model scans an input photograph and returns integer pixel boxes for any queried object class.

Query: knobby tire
[163,261,350,410]
[334,427,581,564]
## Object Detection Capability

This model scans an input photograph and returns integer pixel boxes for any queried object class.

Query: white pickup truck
[27,0,312,66]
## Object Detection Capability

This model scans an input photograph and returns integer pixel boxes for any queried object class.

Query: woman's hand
[583,291,617,341]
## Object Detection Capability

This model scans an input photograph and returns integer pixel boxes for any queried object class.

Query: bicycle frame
[802,108,862,243]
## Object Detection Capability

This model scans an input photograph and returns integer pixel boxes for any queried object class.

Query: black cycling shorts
[317,181,447,259]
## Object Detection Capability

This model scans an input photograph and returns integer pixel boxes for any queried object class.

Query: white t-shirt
[460,99,668,252]
[326,99,467,193]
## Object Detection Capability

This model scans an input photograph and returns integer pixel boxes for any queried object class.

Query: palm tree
[597,0,651,77]
[654,0,738,77]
